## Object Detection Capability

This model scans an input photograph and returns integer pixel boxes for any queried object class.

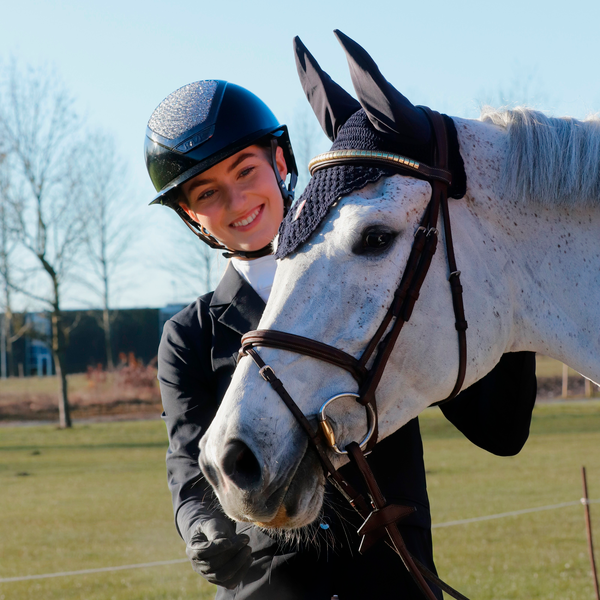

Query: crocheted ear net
[275,109,398,259]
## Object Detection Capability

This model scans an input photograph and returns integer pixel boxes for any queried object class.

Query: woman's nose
[224,186,247,211]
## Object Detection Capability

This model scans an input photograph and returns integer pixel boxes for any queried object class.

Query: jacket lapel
[208,262,266,391]
[211,262,265,336]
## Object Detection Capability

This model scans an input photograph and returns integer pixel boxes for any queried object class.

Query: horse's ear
[294,36,361,141]
[334,30,431,148]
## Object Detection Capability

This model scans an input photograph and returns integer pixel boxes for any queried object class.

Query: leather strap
[420,106,468,404]
[347,443,441,600]
[241,331,368,384]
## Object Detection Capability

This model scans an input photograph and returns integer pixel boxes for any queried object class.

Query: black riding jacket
[158,263,537,600]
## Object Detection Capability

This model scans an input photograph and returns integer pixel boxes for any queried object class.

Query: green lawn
[0,373,91,397]
[0,402,599,599]
[0,420,213,600]
[421,401,600,599]
[0,356,575,394]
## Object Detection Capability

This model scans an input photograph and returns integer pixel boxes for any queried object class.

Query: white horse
[200,35,600,531]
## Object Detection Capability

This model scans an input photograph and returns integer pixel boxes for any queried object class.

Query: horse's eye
[362,229,395,251]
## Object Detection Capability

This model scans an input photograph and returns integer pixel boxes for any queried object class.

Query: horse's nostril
[222,440,262,489]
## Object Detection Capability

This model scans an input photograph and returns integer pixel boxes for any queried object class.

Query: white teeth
[233,207,260,228]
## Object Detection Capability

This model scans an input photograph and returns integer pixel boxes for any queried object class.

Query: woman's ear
[275,145,288,181]
[178,200,200,224]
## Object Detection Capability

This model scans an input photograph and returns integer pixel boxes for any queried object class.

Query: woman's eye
[239,166,255,178]
[198,189,216,201]
[363,229,395,250]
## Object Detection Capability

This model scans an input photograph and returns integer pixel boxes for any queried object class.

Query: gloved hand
[186,515,252,589]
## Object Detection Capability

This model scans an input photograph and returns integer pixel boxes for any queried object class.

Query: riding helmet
[145,80,298,257]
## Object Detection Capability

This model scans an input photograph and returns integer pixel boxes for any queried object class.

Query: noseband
[239,108,469,600]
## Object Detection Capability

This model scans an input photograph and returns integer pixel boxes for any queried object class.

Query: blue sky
[2,0,599,308]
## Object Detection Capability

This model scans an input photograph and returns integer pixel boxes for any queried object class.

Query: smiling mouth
[231,205,262,228]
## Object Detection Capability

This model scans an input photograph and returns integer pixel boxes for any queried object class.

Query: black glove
[186,515,252,589]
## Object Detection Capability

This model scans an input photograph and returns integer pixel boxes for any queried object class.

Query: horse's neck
[459,118,600,382]
[505,204,600,380]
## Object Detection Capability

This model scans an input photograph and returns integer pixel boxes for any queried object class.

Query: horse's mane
[480,107,600,206]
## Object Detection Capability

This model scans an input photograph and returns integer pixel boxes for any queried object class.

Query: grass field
[0,355,593,424]
[0,369,161,422]
[0,372,160,396]
[0,355,585,395]
[0,402,599,600]
[0,373,91,395]
[420,401,600,599]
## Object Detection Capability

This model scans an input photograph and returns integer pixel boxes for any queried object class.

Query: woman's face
[179,145,287,254]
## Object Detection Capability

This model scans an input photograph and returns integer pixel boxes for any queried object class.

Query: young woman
[145,80,537,600]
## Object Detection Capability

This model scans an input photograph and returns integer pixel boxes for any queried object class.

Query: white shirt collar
[230,254,277,304]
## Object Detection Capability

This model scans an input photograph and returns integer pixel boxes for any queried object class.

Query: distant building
[0,305,190,377]
[25,313,53,376]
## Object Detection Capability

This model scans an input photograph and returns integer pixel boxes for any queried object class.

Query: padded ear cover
[334,30,431,160]
[294,36,361,141]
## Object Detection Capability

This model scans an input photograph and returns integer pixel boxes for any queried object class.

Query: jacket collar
[211,262,265,335]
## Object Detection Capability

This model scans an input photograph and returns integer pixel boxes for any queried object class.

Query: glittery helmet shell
[145,80,297,206]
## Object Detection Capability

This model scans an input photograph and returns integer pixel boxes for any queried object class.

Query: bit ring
[318,393,376,455]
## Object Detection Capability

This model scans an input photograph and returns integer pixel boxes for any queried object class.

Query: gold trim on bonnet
[307,149,453,185]
[308,150,420,175]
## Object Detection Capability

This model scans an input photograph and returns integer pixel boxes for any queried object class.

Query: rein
[239,109,469,600]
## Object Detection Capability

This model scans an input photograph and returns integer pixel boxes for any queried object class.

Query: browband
[308,149,452,186]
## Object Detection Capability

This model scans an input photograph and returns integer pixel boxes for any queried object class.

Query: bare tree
[0,157,36,378]
[0,61,89,428]
[79,132,138,370]
[0,151,18,378]
[162,223,226,301]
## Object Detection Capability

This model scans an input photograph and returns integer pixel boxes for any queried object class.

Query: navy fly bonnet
[275,31,466,259]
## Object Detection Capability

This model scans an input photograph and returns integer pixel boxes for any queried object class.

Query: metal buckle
[318,393,376,455]
[258,365,274,382]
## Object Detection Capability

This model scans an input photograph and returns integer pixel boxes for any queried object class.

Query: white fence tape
[0,559,188,583]
[1,499,598,584]
[432,500,598,528]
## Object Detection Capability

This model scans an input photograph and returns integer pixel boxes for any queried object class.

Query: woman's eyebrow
[186,176,214,193]
[227,152,258,173]
[186,152,259,194]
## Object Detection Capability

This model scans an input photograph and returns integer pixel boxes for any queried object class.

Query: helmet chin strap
[222,244,273,260]
[177,209,274,259]
[270,138,297,215]
[177,141,297,260]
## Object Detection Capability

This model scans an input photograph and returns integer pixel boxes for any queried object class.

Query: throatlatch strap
[421,106,468,404]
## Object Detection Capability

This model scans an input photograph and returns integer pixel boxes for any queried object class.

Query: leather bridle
[238,108,469,600]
